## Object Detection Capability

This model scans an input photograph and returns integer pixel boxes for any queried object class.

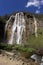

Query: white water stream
[5,15,15,33]
[7,12,26,44]
[34,17,38,37]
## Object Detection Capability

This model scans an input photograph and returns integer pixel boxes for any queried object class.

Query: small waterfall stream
[8,14,17,44]
[34,16,38,37]
[5,15,15,33]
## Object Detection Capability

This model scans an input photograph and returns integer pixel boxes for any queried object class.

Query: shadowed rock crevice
[0,22,5,42]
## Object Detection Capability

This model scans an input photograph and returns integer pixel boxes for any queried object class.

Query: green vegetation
[0,43,35,52]
[0,14,10,24]
[0,43,35,58]
[28,28,43,49]
[0,43,13,51]
[14,45,35,52]
[13,45,35,58]
[0,12,43,58]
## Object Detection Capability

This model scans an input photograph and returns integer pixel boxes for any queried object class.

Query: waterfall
[8,14,17,44]
[5,15,15,33]
[8,12,26,44]
[34,16,38,37]
[5,12,38,44]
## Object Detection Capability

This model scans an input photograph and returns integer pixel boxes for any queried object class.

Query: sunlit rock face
[5,12,39,45]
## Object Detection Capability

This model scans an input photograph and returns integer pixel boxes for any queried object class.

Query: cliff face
[0,22,5,42]
[5,12,43,45]
[0,12,43,46]
[0,15,9,42]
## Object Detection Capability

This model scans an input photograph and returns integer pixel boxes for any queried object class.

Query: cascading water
[34,16,38,37]
[16,13,25,44]
[8,12,26,44]
[8,14,17,44]
[5,12,38,44]
[5,15,15,33]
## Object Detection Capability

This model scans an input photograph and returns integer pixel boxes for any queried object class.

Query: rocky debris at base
[0,50,40,65]
[0,54,39,65]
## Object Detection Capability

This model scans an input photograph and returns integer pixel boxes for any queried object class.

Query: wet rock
[31,54,41,63]
[40,63,43,65]
[41,56,43,62]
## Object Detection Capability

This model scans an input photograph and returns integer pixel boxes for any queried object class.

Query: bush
[0,43,13,51]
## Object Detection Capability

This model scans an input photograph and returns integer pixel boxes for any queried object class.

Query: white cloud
[25,0,43,8]
[35,10,40,13]
[25,1,39,8]
[25,0,43,13]
[41,0,43,5]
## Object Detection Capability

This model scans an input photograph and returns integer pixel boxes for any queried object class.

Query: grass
[28,28,43,49]
[14,45,35,52]
[0,43,35,52]
[12,45,35,58]
[0,43,13,51]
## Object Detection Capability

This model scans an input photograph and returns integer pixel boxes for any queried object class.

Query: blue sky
[0,0,43,16]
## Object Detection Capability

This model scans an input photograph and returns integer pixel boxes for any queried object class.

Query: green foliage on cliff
[0,14,10,24]
[28,29,43,49]
[0,12,43,50]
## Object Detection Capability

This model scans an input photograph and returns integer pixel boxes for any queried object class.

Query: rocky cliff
[0,12,43,48]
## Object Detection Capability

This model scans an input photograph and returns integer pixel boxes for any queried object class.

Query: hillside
[0,12,43,49]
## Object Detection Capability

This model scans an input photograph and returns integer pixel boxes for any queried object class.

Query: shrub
[0,43,13,51]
